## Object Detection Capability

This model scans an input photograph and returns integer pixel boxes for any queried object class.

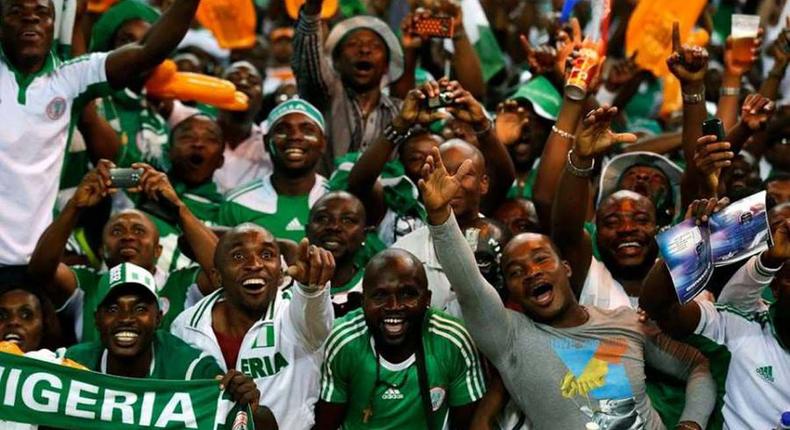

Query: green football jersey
[218,175,327,242]
[320,308,486,429]
[65,330,223,380]
[71,266,200,342]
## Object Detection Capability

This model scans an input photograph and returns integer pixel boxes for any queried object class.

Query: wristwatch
[384,123,413,147]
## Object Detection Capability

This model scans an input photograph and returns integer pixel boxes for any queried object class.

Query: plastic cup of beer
[731,14,760,66]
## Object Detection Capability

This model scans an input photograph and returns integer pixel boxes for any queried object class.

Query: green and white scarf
[0,352,254,430]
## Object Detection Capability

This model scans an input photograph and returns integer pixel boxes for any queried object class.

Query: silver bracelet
[566,148,595,177]
[682,91,705,104]
[719,86,740,97]
[552,125,576,141]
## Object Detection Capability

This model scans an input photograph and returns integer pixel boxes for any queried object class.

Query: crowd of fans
[0,0,789,428]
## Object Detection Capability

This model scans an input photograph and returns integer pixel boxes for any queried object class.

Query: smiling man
[420,142,716,429]
[306,191,369,317]
[293,0,403,173]
[27,160,220,340]
[171,224,335,430]
[63,262,277,429]
[0,0,202,278]
[313,248,484,430]
[219,99,328,242]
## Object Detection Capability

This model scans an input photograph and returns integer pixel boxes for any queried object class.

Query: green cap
[90,0,160,53]
[267,98,326,132]
[509,76,562,120]
[96,263,158,308]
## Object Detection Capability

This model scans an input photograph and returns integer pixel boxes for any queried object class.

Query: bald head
[363,248,428,292]
[440,139,485,173]
[598,189,655,218]
[503,232,562,267]
[312,190,366,220]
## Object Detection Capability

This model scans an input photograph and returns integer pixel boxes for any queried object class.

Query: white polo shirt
[0,51,109,265]
[171,282,333,430]
[695,300,790,429]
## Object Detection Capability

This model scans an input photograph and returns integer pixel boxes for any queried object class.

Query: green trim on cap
[267,98,326,132]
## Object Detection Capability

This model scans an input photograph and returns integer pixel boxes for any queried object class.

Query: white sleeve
[716,254,777,312]
[694,300,754,348]
[60,52,110,100]
[284,283,334,352]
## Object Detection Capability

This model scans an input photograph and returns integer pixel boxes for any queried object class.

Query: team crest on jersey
[46,97,67,120]
[429,387,446,411]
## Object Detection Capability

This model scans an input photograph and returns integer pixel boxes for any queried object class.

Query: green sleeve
[320,341,350,403]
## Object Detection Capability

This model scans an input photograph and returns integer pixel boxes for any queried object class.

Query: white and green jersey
[0,51,110,265]
[695,300,790,429]
[171,282,333,430]
[218,174,327,242]
[320,308,486,430]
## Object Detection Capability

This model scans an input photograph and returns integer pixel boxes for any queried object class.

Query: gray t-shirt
[430,214,716,430]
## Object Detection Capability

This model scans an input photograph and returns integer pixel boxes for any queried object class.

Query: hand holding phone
[412,15,455,39]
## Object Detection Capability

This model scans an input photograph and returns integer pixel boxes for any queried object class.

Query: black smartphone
[109,168,143,188]
[702,118,725,141]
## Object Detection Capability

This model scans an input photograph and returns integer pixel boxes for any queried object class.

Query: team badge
[429,387,446,412]
[46,97,67,120]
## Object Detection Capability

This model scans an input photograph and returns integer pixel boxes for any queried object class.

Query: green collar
[1,47,57,104]
[768,304,789,351]
[171,178,223,203]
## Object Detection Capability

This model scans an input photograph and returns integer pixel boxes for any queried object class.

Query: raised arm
[718,218,790,311]
[421,147,514,359]
[718,33,762,131]
[105,0,200,89]
[292,0,337,109]
[132,163,219,293]
[760,18,790,99]
[552,106,637,294]
[667,23,711,207]
[28,160,115,307]
[285,239,335,351]
[347,83,443,225]
[443,0,485,100]
[443,78,515,213]
[78,101,122,163]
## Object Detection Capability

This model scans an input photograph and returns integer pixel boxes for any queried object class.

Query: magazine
[657,191,771,304]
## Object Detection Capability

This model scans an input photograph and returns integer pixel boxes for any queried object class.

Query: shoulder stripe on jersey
[324,315,366,358]
[428,325,485,400]
[714,304,758,321]
[429,316,485,398]
[185,352,211,380]
[321,319,368,400]
[191,290,222,327]
[227,180,265,201]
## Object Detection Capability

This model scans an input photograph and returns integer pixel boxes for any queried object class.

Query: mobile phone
[109,168,143,188]
[702,118,725,141]
[412,16,455,39]
[427,91,454,109]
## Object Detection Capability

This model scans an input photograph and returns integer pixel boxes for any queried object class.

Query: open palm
[574,106,637,158]
[418,147,472,213]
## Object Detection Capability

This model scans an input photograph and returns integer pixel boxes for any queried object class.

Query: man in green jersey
[314,249,485,430]
[28,159,218,340]
[64,262,277,429]
[219,98,328,242]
